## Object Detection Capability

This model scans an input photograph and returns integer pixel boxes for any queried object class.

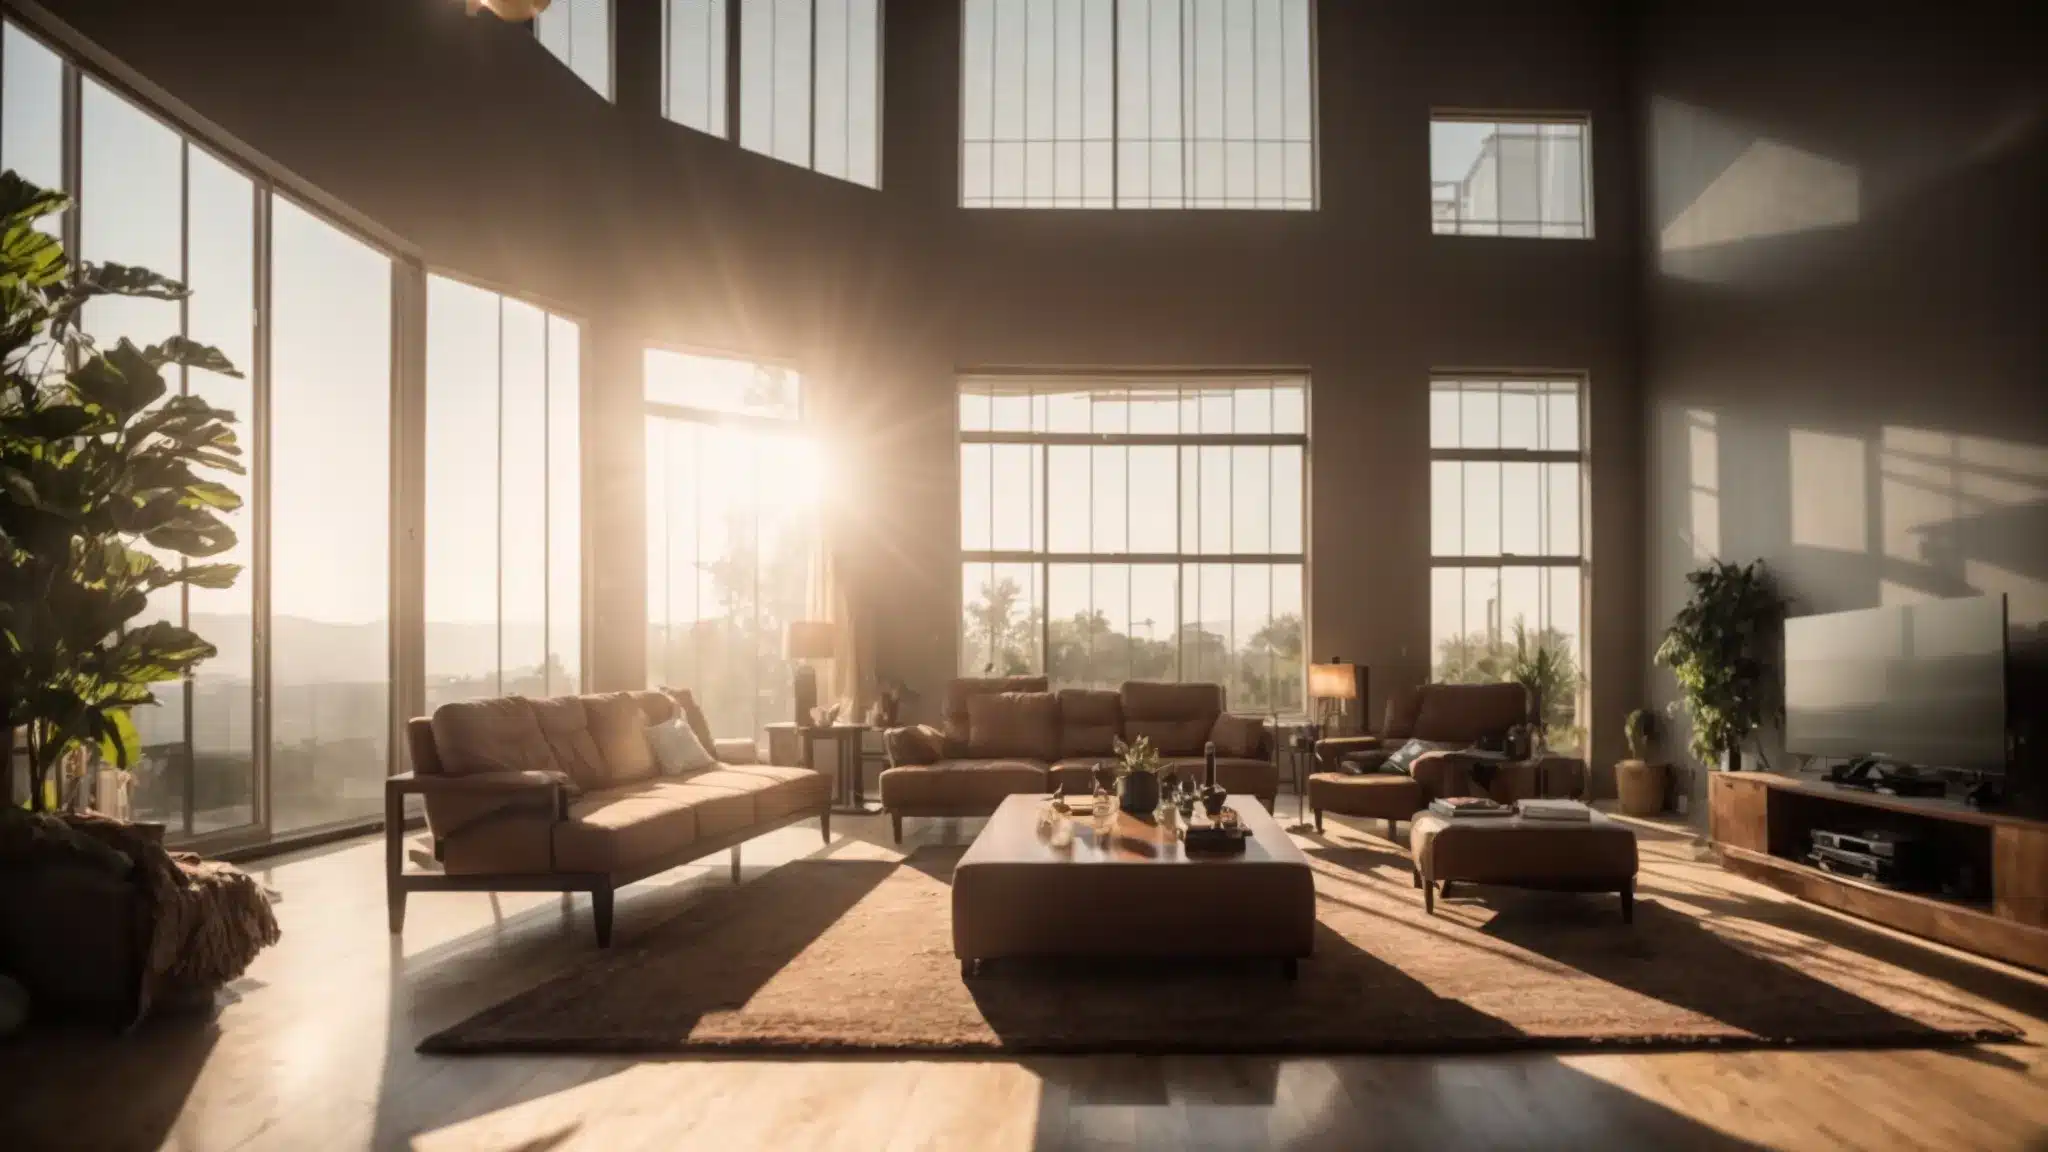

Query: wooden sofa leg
[387,885,407,935]
[1313,808,1324,833]
[592,887,614,947]
[1621,880,1635,925]
[891,813,903,844]
[730,844,742,884]
[820,807,831,843]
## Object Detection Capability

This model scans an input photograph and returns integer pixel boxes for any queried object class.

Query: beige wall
[1638,0,2046,817]
[28,0,1646,782]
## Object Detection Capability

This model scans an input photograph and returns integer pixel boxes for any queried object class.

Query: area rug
[419,844,2022,1055]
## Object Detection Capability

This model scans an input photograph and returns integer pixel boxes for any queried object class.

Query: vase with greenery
[1111,734,1165,815]
[1,172,245,812]
[1654,559,1788,773]
[1616,708,1670,815]
[1506,619,1579,751]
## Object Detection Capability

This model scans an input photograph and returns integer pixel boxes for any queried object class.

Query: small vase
[1120,771,1160,816]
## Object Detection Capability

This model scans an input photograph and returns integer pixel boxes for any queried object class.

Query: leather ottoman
[1409,808,1639,921]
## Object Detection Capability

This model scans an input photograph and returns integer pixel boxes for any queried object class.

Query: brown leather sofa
[880,678,1278,841]
[1307,681,1587,838]
[386,687,828,946]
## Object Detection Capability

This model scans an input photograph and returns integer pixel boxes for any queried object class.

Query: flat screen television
[1784,594,2008,772]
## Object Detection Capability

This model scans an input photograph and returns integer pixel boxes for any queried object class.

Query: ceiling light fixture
[464,0,551,20]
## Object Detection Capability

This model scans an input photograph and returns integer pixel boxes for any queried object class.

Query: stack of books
[1518,799,1593,822]
[1429,796,1513,819]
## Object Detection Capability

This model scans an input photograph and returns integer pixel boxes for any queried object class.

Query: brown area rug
[419,843,2022,1055]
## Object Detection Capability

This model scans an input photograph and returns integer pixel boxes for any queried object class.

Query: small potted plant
[1617,709,1670,816]
[1111,735,1166,816]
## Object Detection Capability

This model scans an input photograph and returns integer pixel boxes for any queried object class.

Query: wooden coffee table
[951,794,1316,978]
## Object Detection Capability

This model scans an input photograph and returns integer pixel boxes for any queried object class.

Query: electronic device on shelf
[1811,827,1917,859]
[1825,757,1950,798]
[1807,845,1908,888]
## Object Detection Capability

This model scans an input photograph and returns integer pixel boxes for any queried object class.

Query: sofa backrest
[1119,680,1222,757]
[419,687,722,794]
[942,676,1050,753]
[1408,682,1531,745]
[1058,688,1122,758]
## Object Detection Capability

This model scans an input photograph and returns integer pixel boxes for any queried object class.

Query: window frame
[1427,371,1589,745]
[959,0,1320,211]
[1428,110,1594,240]
[958,370,1310,709]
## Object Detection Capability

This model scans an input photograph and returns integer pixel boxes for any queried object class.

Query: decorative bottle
[1204,741,1218,791]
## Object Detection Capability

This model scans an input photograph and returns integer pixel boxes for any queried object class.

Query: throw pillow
[884,723,946,766]
[1209,713,1266,759]
[1382,738,1456,776]
[647,717,717,775]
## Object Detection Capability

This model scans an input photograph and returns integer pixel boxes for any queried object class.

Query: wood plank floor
[3,807,2045,1151]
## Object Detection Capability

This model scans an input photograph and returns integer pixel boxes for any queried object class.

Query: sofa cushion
[942,676,1050,754]
[1381,738,1458,777]
[553,782,700,876]
[653,771,767,838]
[429,697,561,778]
[1209,713,1266,759]
[1381,685,1427,741]
[631,689,679,725]
[526,695,609,792]
[716,763,830,820]
[1049,757,1116,795]
[967,692,1061,760]
[1413,682,1528,745]
[1058,689,1122,757]
[1161,756,1279,800]
[438,811,557,875]
[878,759,1049,813]
[584,692,660,786]
[649,716,718,775]
[1120,681,1222,756]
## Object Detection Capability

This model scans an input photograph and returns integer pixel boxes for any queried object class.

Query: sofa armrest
[1311,734,1382,770]
[1411,753,1540,804]
[714,738,759,765]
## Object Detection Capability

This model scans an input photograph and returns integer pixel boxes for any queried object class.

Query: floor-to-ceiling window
[644,348,817,742]
[2,18,432,845]
[1428,375,1587,750]
[269,198,393,835]
[958,373,1307,713]
[425,276,582,709]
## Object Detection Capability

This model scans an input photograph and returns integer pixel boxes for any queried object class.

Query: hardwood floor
[3,807,2045,1151]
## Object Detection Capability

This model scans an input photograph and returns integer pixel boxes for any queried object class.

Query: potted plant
[1616,709,1670,816]
[1,173,245,812]
[1110,735,1166,816]
[1654,559,1789,775]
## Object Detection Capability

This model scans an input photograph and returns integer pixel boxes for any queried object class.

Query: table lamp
[786,620,836,726]
[1308,659,1362,735]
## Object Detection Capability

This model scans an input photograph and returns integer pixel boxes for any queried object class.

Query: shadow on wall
[1641,13,2047,816]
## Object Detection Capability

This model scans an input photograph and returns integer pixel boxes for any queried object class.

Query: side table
[766,722,877,815]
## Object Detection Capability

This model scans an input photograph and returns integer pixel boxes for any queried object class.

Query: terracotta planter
[1616,760,1670,816]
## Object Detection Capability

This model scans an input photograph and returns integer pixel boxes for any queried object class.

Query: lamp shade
[1308,662,1359,700]
[785,620,837,660]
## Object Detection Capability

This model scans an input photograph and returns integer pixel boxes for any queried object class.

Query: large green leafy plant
[1,172,244,811]
[1655,559,1788,768]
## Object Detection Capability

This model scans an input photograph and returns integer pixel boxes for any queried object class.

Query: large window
[960,374,1306,713]
[1430,116,1591,238]
[269,199,393,835]
[662,0,881,188]
[1428,376,1586,750]
[2,19,418,844]
[537,0,614,100]
[961,0,1315,210]
[426,276,582,711]
[644,349,818,742]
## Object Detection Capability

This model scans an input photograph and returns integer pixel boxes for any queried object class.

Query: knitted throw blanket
[0,810,281,1026]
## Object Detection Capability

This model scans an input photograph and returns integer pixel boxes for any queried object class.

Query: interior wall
[1639,0,2047,816]
[27,0,1647,780]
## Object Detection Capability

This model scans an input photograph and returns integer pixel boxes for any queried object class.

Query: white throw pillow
[647,717,716,775]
